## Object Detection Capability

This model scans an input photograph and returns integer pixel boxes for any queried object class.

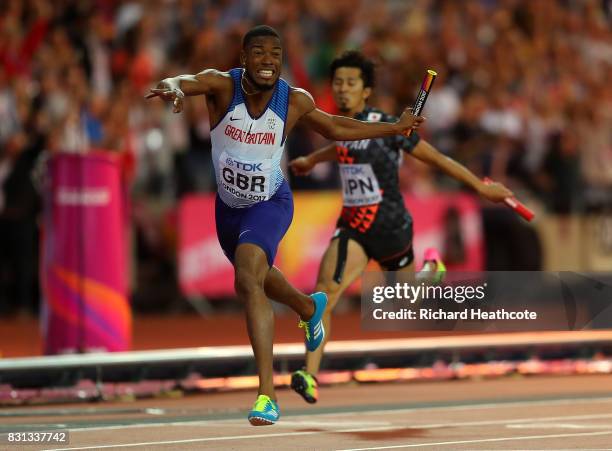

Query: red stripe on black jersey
[341,203,380,233]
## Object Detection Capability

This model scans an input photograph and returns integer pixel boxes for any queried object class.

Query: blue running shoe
[299,292,327,352]
[248,394,280,426]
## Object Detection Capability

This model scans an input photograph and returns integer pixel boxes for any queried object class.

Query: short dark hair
[330,50,375,88]
[242,25,281,49]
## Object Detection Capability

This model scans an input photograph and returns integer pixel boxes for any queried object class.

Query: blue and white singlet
[210,68,290,208]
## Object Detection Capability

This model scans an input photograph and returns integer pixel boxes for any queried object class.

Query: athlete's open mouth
[257,69,275,79]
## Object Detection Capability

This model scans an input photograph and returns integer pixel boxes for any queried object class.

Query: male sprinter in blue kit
[289,51,512,404]
[147,27,424,425]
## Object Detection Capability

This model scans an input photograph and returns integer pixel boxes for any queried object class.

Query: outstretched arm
[289,143,336,176]
[293,89,424,141]
[411,139,513,203]
[145,69,229,113]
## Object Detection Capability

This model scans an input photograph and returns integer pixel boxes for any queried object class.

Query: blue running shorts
[215,179,293,267]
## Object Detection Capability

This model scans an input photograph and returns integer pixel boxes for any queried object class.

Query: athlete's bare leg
[305,238,369,375]
[264,267,314,320]
[234,243,279,400]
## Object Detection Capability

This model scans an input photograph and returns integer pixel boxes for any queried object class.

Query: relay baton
[484,177,534,222]
[405,69,437,137]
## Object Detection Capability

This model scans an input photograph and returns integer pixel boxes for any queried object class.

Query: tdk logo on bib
[226,157,262,172]
[341,166,365,176]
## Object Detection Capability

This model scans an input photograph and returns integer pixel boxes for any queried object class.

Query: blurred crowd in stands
[0,0,610,314]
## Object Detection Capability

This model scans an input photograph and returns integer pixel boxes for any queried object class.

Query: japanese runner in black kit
[289,51,513,404]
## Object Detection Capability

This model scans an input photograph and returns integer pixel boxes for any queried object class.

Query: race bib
[218,152,272,202]
[339,163,382,207]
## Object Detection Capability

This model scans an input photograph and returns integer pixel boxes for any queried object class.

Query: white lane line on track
[274,420,392,428]
[39,425,415,451]
[41,412,612,450]
[39,419,391,433]
[336,431,612,451]
[419,413,612,429]
[60,411,612,434]
[507,422,612,430]
[44,396,612,434]
[318,396,612,419]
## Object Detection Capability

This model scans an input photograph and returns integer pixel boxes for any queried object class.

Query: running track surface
[2,374,612,450]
